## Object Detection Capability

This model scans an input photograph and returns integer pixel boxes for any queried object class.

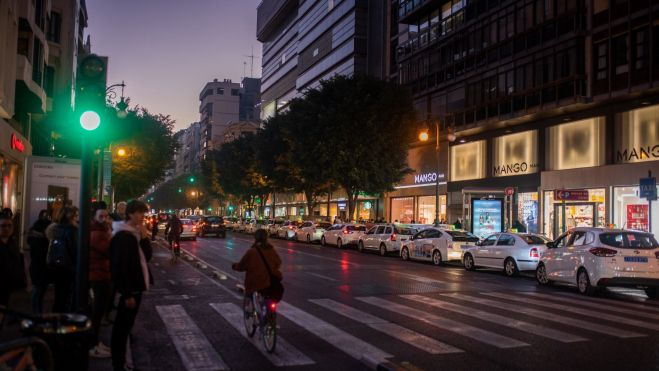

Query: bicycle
[0,307,54,371]
[243,292,277,353]
[168,234,181,263]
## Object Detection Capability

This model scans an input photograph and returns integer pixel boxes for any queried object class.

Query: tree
[306,75,416,220]
[146,173,214,211]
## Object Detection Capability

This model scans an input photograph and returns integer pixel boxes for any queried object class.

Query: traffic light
[189,176,195,183]
[75,54,107,131]
[228,205,234,212]
[177,188,182,193]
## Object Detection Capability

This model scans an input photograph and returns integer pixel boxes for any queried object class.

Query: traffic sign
[554,189,589,201]
[640,177,657,201]
[504,187,514,196]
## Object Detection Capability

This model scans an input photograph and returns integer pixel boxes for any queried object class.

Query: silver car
[358,224,420,256]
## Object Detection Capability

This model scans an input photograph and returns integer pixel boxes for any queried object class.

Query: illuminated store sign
[492,130,538,177]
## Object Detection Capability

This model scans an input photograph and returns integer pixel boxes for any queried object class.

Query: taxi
[400,227,480,265]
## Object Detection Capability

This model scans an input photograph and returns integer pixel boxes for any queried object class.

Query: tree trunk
[345,188,359,222]
[304,189,315,220]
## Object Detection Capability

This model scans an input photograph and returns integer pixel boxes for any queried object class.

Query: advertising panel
[492,130,539,177]
[626,204,649,231]
[471,199,503,238]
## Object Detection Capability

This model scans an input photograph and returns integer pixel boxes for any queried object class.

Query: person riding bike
[165,215,183,257]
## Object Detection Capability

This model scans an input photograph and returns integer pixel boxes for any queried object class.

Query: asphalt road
[128,232,659,371]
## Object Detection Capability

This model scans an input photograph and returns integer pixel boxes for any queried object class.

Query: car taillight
[391,233,397,241]
[343,230,349,234]
[589,247,618,257]
[530,247,539,258]
[288,226,293,229]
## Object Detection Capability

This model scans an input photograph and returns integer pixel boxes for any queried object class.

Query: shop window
[632,29,648,70]
[517,192,539,234]
[612,35,628,75]
[450,140,486,181]
[615,105,659,163]
[547,118,605,170]
[391,197,414,223]
[613,186,658,235]
[595,42,608,81]
[492,130,539,177]
[543,189,606,239]
[417,196,447,225]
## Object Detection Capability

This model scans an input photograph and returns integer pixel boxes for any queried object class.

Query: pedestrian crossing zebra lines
[155,292,659,370]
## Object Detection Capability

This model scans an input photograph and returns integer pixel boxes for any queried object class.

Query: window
[482,235,498,246]
[44,65,55,96]
[312,48,319,57]
[612,35,628,74]
[231,88,239,96]
[32,39,43,85]
[47,12,61,43]
[376,226,386,234]
[522,235,550,244]
[600,232,658,249]
[554,233,569,248]
[385,227,393,234]
[281,53,286,64]
[496,234,515,246]
[426,229,442,239]
[217,88,224,95]
[328,0,334,11]
[595,42,608,80]
[632,29,647,70]
[568,231,587,246]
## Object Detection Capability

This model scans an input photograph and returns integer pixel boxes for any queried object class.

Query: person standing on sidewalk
[27,210,52,314]
[89,201,113,358]
[46,206,78,313]
[0,215,26,309]
[110,200,153,371]
[110,201,127,222]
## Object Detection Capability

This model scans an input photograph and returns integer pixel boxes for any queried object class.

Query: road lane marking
[401,294,586,343]
[442,293,644,339]
[384,270,447,285]
[210,303,315,367]
[277,302,392,366]
[520,292,659,321]
[554,292,659,313]
[180,246,238,280]
[484,292,659,332]
[307,272,338,282]
[309,299,463,354]
[155,305,229,371]
[356,297,528,349]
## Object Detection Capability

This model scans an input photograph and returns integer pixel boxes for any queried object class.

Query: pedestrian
[1,207,12,218]
[110,200,153,371]
[110,201,127,222]
[454,218,462,230]
[46,206,78,313]
[165,214,183,255]
[11,210,21,241]
[150,216,158,241]
[27,210,52,314]
[89,202,113,358]
[0,215,27,310]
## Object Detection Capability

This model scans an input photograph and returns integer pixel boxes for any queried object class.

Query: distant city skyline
[86,0,262,130]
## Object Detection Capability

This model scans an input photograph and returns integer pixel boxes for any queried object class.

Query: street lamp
[106,81,129,119]
[117,148,127,157]
[419,118,455,227]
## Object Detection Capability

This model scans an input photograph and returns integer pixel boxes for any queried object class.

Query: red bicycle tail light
[589,247,618,257]
[530,248,539,258]
[391,233,397,241]
[270,302,277,311]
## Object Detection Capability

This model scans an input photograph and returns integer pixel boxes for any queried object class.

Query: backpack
[47,226,74,270]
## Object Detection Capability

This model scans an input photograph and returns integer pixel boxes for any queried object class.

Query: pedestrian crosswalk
[152,290,659,370]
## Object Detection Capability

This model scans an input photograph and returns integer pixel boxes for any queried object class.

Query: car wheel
[577,268,597,296]
[401,247,410,261]
[432,250,442,266]
[358,241,364,253]
[321,236,326,246]
[306,234,311,243]
[645,287,659,300]
[503,258,519,277]
[463,253,476,271]
[379,243,387,257]
[536,263,552,286]
[337,238,343,249]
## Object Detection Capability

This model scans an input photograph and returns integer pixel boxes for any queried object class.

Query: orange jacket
[233,243,282,294]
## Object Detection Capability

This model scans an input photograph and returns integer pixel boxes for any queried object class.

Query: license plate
[624,256,648,263]
[211,224,219,227]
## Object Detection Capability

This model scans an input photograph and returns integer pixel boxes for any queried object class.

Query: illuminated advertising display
[471,199,503,238]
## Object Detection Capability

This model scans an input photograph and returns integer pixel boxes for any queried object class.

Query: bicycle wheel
[243,297,257,338]
[262,311,277,353]
[0,337,54,371]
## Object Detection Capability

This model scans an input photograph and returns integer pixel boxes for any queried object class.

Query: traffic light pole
[75,136,93,312]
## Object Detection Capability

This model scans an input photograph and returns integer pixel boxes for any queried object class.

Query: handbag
[254,246,284,302]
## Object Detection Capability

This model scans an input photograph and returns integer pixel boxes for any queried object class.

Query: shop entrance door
[553,202,597,237]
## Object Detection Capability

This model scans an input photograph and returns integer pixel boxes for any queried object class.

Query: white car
[296,222,333,243]
[462,233,551,277]
[357,224,420,256]
[320,223,367,248]
[234,219,251,233]
[401,228,480,265]
[245,220,267,234]
[536,228,659,298]
[180,219,197,241]
[267,220,283,236]
[276,220,300,239]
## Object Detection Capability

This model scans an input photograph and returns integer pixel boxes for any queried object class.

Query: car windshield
[445,230,480,241]
[346,226,366,231]
[521,235,550,244]
[599,232,659,249]
[317,223,332,229]
[206,217,221,223]
[395,227,415,235]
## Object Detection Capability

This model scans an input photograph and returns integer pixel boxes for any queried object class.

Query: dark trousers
[111,293,142,370]
[31,283,48,314]
[52,270,74,313]
[90,281,112,345]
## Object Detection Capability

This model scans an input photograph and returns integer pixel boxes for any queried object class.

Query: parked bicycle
[0,307,54,371]
[243,292,277,353]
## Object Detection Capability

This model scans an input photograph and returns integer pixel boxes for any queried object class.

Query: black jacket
[0,237,26,292]
[27,220,52,286]
[110,225,153,298]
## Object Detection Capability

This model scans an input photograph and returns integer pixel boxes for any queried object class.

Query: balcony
[256,0,297,42]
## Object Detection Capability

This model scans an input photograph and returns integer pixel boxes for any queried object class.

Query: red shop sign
[554,189,589,201]
[11,133,24,152]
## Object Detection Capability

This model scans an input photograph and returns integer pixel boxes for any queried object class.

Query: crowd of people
[0,200,153,371]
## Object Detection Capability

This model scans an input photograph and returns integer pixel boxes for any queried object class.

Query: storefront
[0,120,31,214]
[267,191,382,221]
[385,143,448,224]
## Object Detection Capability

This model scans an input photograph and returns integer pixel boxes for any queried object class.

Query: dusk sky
[86,0,262,130]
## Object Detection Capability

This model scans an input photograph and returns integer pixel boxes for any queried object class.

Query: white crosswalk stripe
[555,292,659,313]
[484,292,659,332]
[520,292,659,321]
[440,293,644,339]
[156,305,229,371]
[384,270,448,285]
[309,298,463,354]
[356,296,529,349]
[209,303,315,367]
[401,294,587,343]
[277,301,393,366]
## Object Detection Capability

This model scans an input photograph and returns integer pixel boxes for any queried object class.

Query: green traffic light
[177,188,182,193]
[189,176,195,183]
[80,111,101,131]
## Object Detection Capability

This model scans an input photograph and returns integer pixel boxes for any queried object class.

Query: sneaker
[97,342,112,353]
[89,346,111,358]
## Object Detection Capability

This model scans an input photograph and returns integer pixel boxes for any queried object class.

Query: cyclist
[232,229,282,314]
[165,214,183,258]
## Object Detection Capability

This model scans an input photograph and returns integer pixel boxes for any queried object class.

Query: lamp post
[419,118,455,227]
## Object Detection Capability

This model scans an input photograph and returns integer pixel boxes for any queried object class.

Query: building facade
[199,78,241,158]
[390,0,659,238]
[239,77,261,122]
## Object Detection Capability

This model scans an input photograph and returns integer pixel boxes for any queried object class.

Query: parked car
[267,220,283,236]
[197,215,226,238]
[234,219,251,233]
[400,228,480,265]
[462,233,551,276]
[245,220,267,234]
[536,228,659,298]
[296,222,333,243]
[320,223,367,248]
[157,213,171,231]
[180,219,197,241]
[276,220,300,239]
[358,224,420,256]
[225,217,239,230]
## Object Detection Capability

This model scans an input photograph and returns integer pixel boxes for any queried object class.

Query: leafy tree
[146,173,213,211]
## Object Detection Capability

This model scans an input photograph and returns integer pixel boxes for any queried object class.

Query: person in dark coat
[110,200,152,371]
[89,202,113,358]
[46,206,79,313]
[27,210,52,314]
[0,215,26,310]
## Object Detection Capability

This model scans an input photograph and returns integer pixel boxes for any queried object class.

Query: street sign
[554,189,589,201]
[504,187,514,196]
[640,177,657,201]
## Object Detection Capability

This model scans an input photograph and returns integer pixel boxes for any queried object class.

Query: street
[130,232,659,371]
